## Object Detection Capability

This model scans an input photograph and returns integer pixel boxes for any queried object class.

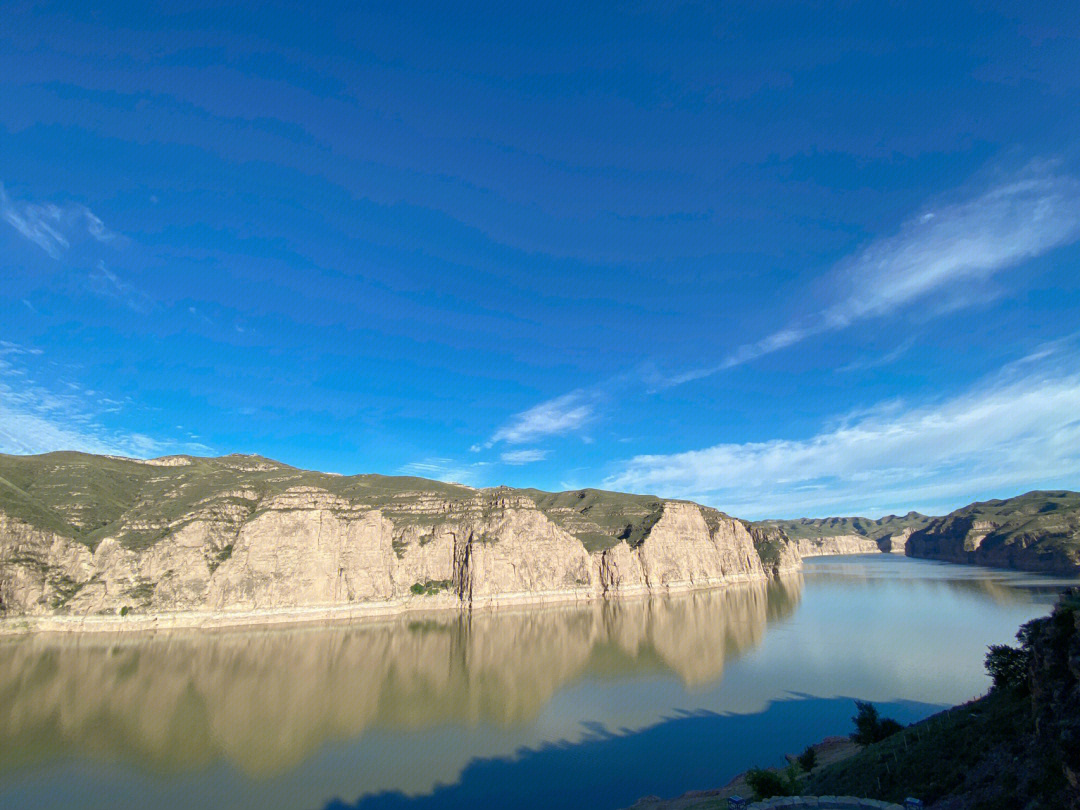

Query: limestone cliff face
[790,534,883,557]
[754,512,932,560]
[0,455,796,629]
[905,491,1080,574]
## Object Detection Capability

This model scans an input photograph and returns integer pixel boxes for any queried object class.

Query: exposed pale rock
[0,454,801,630]
[791,534,883,557]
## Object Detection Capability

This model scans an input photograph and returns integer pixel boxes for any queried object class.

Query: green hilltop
[0,452,706,555]
[905,490,1080,573]
[754,512,933,541]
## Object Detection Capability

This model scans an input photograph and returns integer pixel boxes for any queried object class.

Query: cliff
[905,490,1080,574]
[754,513,930,558]
[0,452,798,630]
[1025,590,1080,805]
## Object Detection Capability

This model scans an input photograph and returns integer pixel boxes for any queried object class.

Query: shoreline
[0,569,794,636]
[627,735,863,810]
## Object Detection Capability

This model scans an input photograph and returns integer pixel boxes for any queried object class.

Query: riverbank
[0,571,797,635]
[626,736,863,810]
[628,589,1080,810]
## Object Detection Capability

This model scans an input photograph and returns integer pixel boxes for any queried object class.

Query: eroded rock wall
[906,515,1080,574]
[791,534,883,557]
[0,491,795,627]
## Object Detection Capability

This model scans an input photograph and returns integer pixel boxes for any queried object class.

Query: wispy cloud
[836,336,918,373]
[0,344,207,458]
[489,389,597,445]
[89,261,153,312]
[672,164,1080,384]
[0,182,116,259]
[398,457,486,485]
[500,448,549,465]
[607,343,1080,519]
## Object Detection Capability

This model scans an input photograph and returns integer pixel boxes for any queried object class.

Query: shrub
[877,718,904,738]
[745,767,793,799]
[852,700,904,745]
[797,745,817,771]
[985,644,1030,691]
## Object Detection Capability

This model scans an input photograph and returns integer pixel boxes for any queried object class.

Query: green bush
[797,745,817,771]
[985,644,1030,691]
[852,701,904,745]
[745,767,793,799]
[410,579,453,596]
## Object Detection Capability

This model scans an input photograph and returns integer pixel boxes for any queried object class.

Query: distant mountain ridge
[756,491,1080,574]
[906,490,1080,574]
[757,512,932,542]
[753,512,934,557]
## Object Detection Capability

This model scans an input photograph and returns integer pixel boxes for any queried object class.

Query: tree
[745,766,798,800]
[985,644,1030,691]
[851,700,903,745]
[797,745,817,772]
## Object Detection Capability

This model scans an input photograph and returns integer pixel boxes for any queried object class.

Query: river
[0,554,1073,810]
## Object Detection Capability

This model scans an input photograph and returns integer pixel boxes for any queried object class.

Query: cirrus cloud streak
[672,164,1080,384]
[608,348,1080,519]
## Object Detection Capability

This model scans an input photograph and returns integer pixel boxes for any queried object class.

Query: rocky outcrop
[789,534,883,557]
[906,491,1080,574]
[879,527,914,553]
[754,512,931,559]
[1025,590,1080,806]
[0,453,798,630]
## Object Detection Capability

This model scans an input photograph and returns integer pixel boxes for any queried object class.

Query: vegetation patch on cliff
[524,488,669,552]
[410,579,453,596]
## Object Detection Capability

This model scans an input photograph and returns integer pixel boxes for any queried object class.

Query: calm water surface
[1,555,1075,810]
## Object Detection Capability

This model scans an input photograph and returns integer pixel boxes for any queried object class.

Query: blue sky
[2,1,1080,518]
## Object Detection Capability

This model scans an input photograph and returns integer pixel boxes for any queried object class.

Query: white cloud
[398,457,486,485]
[89,262,152,312]
[490,390,596,445]
[0,345,208,459]
[500,448,549,465]
[0,182,116,259]
[672,164,1080,384]
[835,336,917,373]
[606,346,1080,519]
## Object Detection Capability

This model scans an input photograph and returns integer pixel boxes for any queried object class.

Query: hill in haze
[756,491,1080,574]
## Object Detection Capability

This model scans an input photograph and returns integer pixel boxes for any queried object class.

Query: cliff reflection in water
[0,576,802,777]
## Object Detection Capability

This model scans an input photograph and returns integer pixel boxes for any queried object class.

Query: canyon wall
[0,453,800,631]
[905,491,1080,575]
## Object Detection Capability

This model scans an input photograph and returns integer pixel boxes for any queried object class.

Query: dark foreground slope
[906,491,1080,574]
[807,590,1080,809]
